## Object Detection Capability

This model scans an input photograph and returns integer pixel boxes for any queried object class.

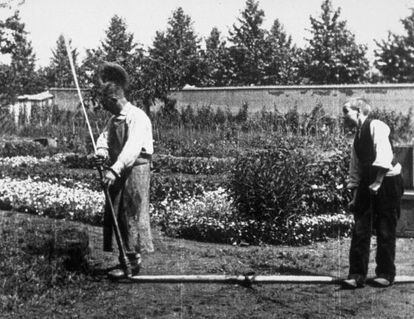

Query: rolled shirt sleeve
[370,120,394,171]
[96,122,110,158]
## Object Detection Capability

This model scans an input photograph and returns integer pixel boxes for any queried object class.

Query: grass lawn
[1,210,414,319]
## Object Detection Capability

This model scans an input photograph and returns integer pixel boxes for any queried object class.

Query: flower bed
[0,148,354,245]
[0,177,104,225]
[155,188,353,246]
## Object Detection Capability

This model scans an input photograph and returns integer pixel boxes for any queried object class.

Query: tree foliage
[44,35,82,88]
[200,27,231,86]
[145,7,202,91]
[374,9,414,83]
[228,0,268,85]
[81,15,145,109]
[0,11,42,103]
[264,19,301,84]
[300,0,369,84]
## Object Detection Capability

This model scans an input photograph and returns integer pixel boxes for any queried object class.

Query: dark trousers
[348,174,403,282]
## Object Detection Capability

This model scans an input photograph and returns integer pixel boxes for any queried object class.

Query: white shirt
[347,117,401,189]
[96,102,153,176]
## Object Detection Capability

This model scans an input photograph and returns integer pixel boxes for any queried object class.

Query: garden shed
[9,91,54,126]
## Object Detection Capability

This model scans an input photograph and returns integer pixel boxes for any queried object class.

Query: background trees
[3,0,414,109]
[227,0,268,85]
[299,0,369,84]
[374,9,414,83]
[0,11,42,103]
[43,35,82,88]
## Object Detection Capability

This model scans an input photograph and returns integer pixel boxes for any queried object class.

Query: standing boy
[342,97,404,289]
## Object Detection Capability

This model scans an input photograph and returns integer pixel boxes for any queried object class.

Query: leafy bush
[227,137,351,241]
[228,140,312,224]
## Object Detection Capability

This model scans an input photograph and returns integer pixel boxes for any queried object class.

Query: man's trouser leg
[348,207,372,283]
[373,175,403,282]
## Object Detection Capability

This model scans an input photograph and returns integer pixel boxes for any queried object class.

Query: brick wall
[169,84,414,116]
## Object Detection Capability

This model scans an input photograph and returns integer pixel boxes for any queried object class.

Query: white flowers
[0,177,104,221]
[0,153,73,168]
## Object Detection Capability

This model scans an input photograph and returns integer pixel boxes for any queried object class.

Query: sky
[2,0,414,67]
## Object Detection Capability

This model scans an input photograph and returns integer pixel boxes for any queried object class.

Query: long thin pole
[64,36,130,276]
[126,275,414,285]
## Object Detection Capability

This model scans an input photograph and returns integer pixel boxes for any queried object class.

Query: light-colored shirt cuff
[96,148,109,159]
[111,161,124,176]
[347,182,359,189]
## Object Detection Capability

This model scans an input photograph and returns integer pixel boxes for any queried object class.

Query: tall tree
[228,0,268,85]
[300,0,369,84]
[200,27,231,86]
[82,15,144,108]
[264,19,300,84]
[139,6,202,109]
[147,7,202,90]
[101,15,136,64]
[0,11,42,102]
[374,9,414,82]
[45,35,82,87]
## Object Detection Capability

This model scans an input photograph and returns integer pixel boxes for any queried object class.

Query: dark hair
[99,62,129,89]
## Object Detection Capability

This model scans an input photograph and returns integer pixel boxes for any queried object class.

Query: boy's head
[343,97,371,125]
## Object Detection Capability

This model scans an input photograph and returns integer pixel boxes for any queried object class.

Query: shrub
[228,140,311,224]
[227,136,351,242]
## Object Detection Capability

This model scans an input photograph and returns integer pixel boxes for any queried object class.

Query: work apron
[103,117,152,254]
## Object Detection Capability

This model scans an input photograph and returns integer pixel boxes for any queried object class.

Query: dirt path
[1,211,414,319]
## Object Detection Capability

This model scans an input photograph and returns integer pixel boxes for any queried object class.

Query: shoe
[128,254,141,277]
[131,264,140,276]
[107,268,127,280]
[341,278,358,289]
[372,277,392,287]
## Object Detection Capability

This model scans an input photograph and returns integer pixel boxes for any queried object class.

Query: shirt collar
[115,102,131,119]
[358,114,367,128]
